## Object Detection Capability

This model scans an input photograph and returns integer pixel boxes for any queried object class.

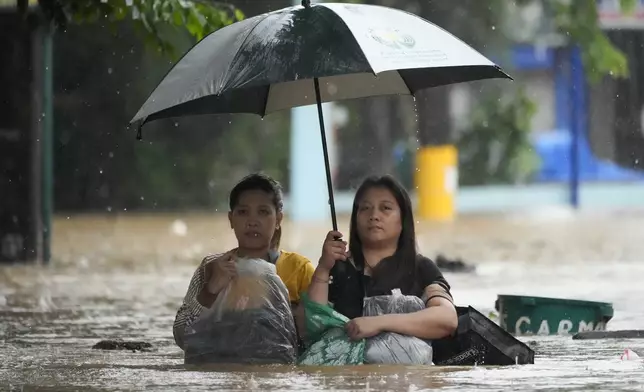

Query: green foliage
[457,88,539,186]
[31,0,244,56]
[454,0,637,185]
[547,0,636,82]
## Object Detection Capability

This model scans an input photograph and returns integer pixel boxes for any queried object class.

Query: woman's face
[228,189,282,252]
[356,186,402,248]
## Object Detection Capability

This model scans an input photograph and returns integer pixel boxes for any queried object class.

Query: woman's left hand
[345,316,384,340]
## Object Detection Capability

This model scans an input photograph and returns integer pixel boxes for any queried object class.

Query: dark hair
[229,173,284,249]
[349,175,418,294]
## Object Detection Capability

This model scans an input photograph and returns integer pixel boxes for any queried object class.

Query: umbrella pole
[313,77,338,232]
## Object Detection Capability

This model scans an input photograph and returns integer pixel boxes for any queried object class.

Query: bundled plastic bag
[298,293,365,366]
[362,289,433,365]
[183,257,297,365]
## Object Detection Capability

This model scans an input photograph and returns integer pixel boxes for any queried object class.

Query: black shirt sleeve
[416,256,453,303]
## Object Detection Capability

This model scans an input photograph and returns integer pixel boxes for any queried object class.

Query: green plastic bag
[298,293,365,366]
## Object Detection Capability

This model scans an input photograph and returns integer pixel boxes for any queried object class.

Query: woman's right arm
[306,266,333,305]
[295,265,334,345]
[295,231,346,343]
[172,254,222,350]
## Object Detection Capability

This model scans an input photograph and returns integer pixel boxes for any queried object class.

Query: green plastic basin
[496,294,614,336]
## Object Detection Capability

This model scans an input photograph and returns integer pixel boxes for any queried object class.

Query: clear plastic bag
[362,289,433,365]
[183,257,298,365]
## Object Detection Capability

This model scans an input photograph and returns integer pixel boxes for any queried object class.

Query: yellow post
[415,145,458,221]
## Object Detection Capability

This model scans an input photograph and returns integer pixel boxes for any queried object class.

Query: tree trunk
[365,97,395,174]
[416,86,452,146]
[415,0,453,147]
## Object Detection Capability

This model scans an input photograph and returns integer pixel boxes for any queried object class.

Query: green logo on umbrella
[368,28,416,49]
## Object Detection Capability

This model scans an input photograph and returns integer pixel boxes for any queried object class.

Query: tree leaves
[548,0,635,82]
[30,0,244,56]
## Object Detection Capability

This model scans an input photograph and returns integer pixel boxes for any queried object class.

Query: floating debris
[573,330,644,340]
[435,254,476,273]
[92,339,153,352]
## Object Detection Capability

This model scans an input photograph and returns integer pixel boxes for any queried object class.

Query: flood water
[1,210,644,391]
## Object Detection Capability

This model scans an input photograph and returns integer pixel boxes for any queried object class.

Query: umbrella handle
[313,77,338,232]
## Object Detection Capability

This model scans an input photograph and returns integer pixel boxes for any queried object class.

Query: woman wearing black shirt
[306,175,457,341]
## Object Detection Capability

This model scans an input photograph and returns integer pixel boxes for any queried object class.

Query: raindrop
[109,152,114,158]
[171,220,188,237]
[66,216,70,220]
[140,196,145,201]
[174,122,179,127]
[491,25,496,30]
[99,170,103,174]
[107,67,113,74]
[107,206,112,212]
[123,208,127,211]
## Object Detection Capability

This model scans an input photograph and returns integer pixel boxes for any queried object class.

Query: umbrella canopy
[131,1,512,231]
[130,1,510,125]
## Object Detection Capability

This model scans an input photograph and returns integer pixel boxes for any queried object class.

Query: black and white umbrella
[131,0,512,230]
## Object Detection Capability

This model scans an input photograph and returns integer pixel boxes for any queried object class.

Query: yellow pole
[415,145,458,221]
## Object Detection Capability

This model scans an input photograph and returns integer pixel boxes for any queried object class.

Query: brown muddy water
[1,210,644,391]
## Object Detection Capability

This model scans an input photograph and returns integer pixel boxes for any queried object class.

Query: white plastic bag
[363,289,433,365]
[620,349,640,361]
[183,257,297,365]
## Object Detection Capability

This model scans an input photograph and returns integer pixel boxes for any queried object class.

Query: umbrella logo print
[368,28,416,49]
